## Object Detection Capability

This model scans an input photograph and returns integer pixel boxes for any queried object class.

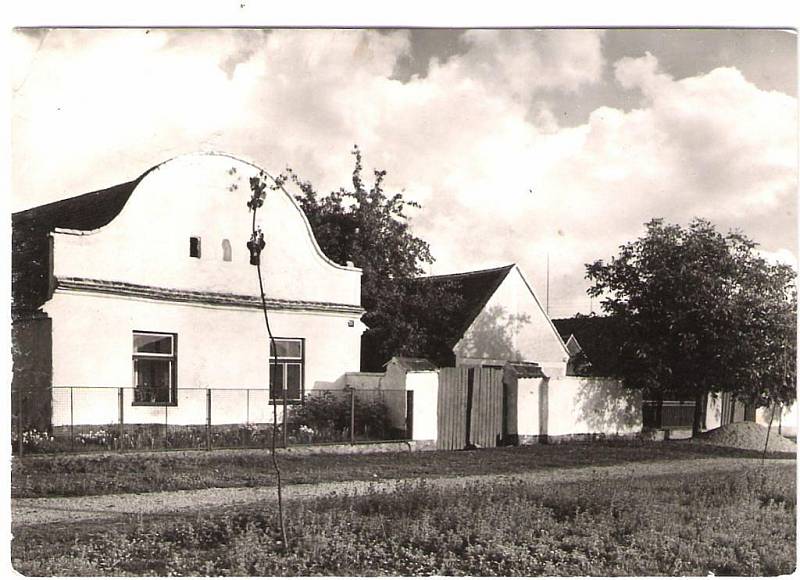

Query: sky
[10,27,798,318]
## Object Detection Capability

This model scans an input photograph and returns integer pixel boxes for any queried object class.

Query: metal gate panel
[470,368,503,448]
[437,367,469,450]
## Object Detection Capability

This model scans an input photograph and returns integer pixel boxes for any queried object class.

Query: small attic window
[222,239,232,262]
[189,237,201,258]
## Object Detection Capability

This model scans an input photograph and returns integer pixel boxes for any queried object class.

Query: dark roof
[507,361,545,379]
[386,357,438,372]
[412,264,514,348]
[11,168,155,316]
[12,168,155,232]
[552,315,620,376]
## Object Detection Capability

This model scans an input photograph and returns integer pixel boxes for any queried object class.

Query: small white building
[12,152,366,429]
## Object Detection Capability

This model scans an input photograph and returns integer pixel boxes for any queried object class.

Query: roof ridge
[417,263,515,281]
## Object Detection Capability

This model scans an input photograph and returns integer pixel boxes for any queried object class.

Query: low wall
[515,377,546,439]
[406,371,438,442]
[506,375,644,442]
[546,376,642,437]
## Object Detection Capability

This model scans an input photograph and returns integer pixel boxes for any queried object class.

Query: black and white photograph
[8,11,798,577]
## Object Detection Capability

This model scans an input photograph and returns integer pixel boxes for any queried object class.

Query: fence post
[206,389,211,451]
[17,388,23,459]
[282,387,288,449]
[118,388,124,452]
[70,387,75,452]
[164,405,169,449]
[350,387,356,445]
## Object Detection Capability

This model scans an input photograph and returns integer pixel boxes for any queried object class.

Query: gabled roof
[561,333,584,357]
[412,264,514,349]
[12,170,155,232]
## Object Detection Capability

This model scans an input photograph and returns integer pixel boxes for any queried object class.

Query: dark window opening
[190,237,201,258]
[269,338,305,403]
[133,331,177,406]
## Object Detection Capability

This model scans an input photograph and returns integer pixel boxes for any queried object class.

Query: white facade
[404,371,439,442]
[42,152,365,426]
[455,265,570,377]
[512,376,642,441]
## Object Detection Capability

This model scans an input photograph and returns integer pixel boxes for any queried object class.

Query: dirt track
[11,457,794,528]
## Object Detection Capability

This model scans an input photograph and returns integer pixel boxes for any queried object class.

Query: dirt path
[12,457,794,528]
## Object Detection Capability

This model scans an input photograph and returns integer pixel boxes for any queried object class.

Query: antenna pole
[546,253,550,316]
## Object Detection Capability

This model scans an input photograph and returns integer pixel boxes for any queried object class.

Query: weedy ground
[11,439,794,498]
[12,463,795,576]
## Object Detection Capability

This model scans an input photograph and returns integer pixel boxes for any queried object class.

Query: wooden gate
[437,366,504,450]
[437,367,469,450]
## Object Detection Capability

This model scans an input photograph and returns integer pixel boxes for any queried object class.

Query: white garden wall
[405,370,438,442]
[514,377,545,440]
[545,377,642,437]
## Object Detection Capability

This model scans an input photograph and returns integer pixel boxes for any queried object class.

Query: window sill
[132,402,179,407]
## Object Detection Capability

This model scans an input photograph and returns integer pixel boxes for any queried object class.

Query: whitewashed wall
[44,152,365,428]
[455,266,569,378]
[514,377,545,439]
[405,371,438,442]
[51,153,361,305]
[705,395,723,430]
[47,289,361,426]
[545,377,642,437]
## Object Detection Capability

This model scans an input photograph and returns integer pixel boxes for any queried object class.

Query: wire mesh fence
[11,386,410,456]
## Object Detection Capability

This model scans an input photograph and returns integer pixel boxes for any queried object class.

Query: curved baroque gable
[50,152,362,306]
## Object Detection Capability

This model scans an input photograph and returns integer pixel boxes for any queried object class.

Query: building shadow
[573,377,642,433]
[458,305,531,362]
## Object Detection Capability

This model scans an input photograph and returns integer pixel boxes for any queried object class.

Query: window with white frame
[269,338,304,403]
[133,332,177,405]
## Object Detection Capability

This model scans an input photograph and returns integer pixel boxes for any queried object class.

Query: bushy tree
[286,147,464,370]
[586,218,796,435]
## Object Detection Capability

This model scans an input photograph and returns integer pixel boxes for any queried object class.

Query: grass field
[12,463,795,576]
[11,439,794,498]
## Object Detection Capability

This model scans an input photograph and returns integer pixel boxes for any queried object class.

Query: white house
[12,152,366,430]
[446,265,570,378]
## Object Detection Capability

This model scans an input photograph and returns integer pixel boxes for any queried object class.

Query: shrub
[288,391,395,443]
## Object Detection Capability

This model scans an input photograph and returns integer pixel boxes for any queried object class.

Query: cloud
[439,29,606,96]
[12,30,797,318]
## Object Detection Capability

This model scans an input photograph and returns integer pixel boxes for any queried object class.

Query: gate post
[464,368,475,448]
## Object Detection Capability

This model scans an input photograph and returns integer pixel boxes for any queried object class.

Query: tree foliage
[586,218,796,432]
[286,147,464,370]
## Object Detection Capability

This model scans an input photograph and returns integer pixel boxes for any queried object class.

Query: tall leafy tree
[286,147,464,370]
[586,218,796,435]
